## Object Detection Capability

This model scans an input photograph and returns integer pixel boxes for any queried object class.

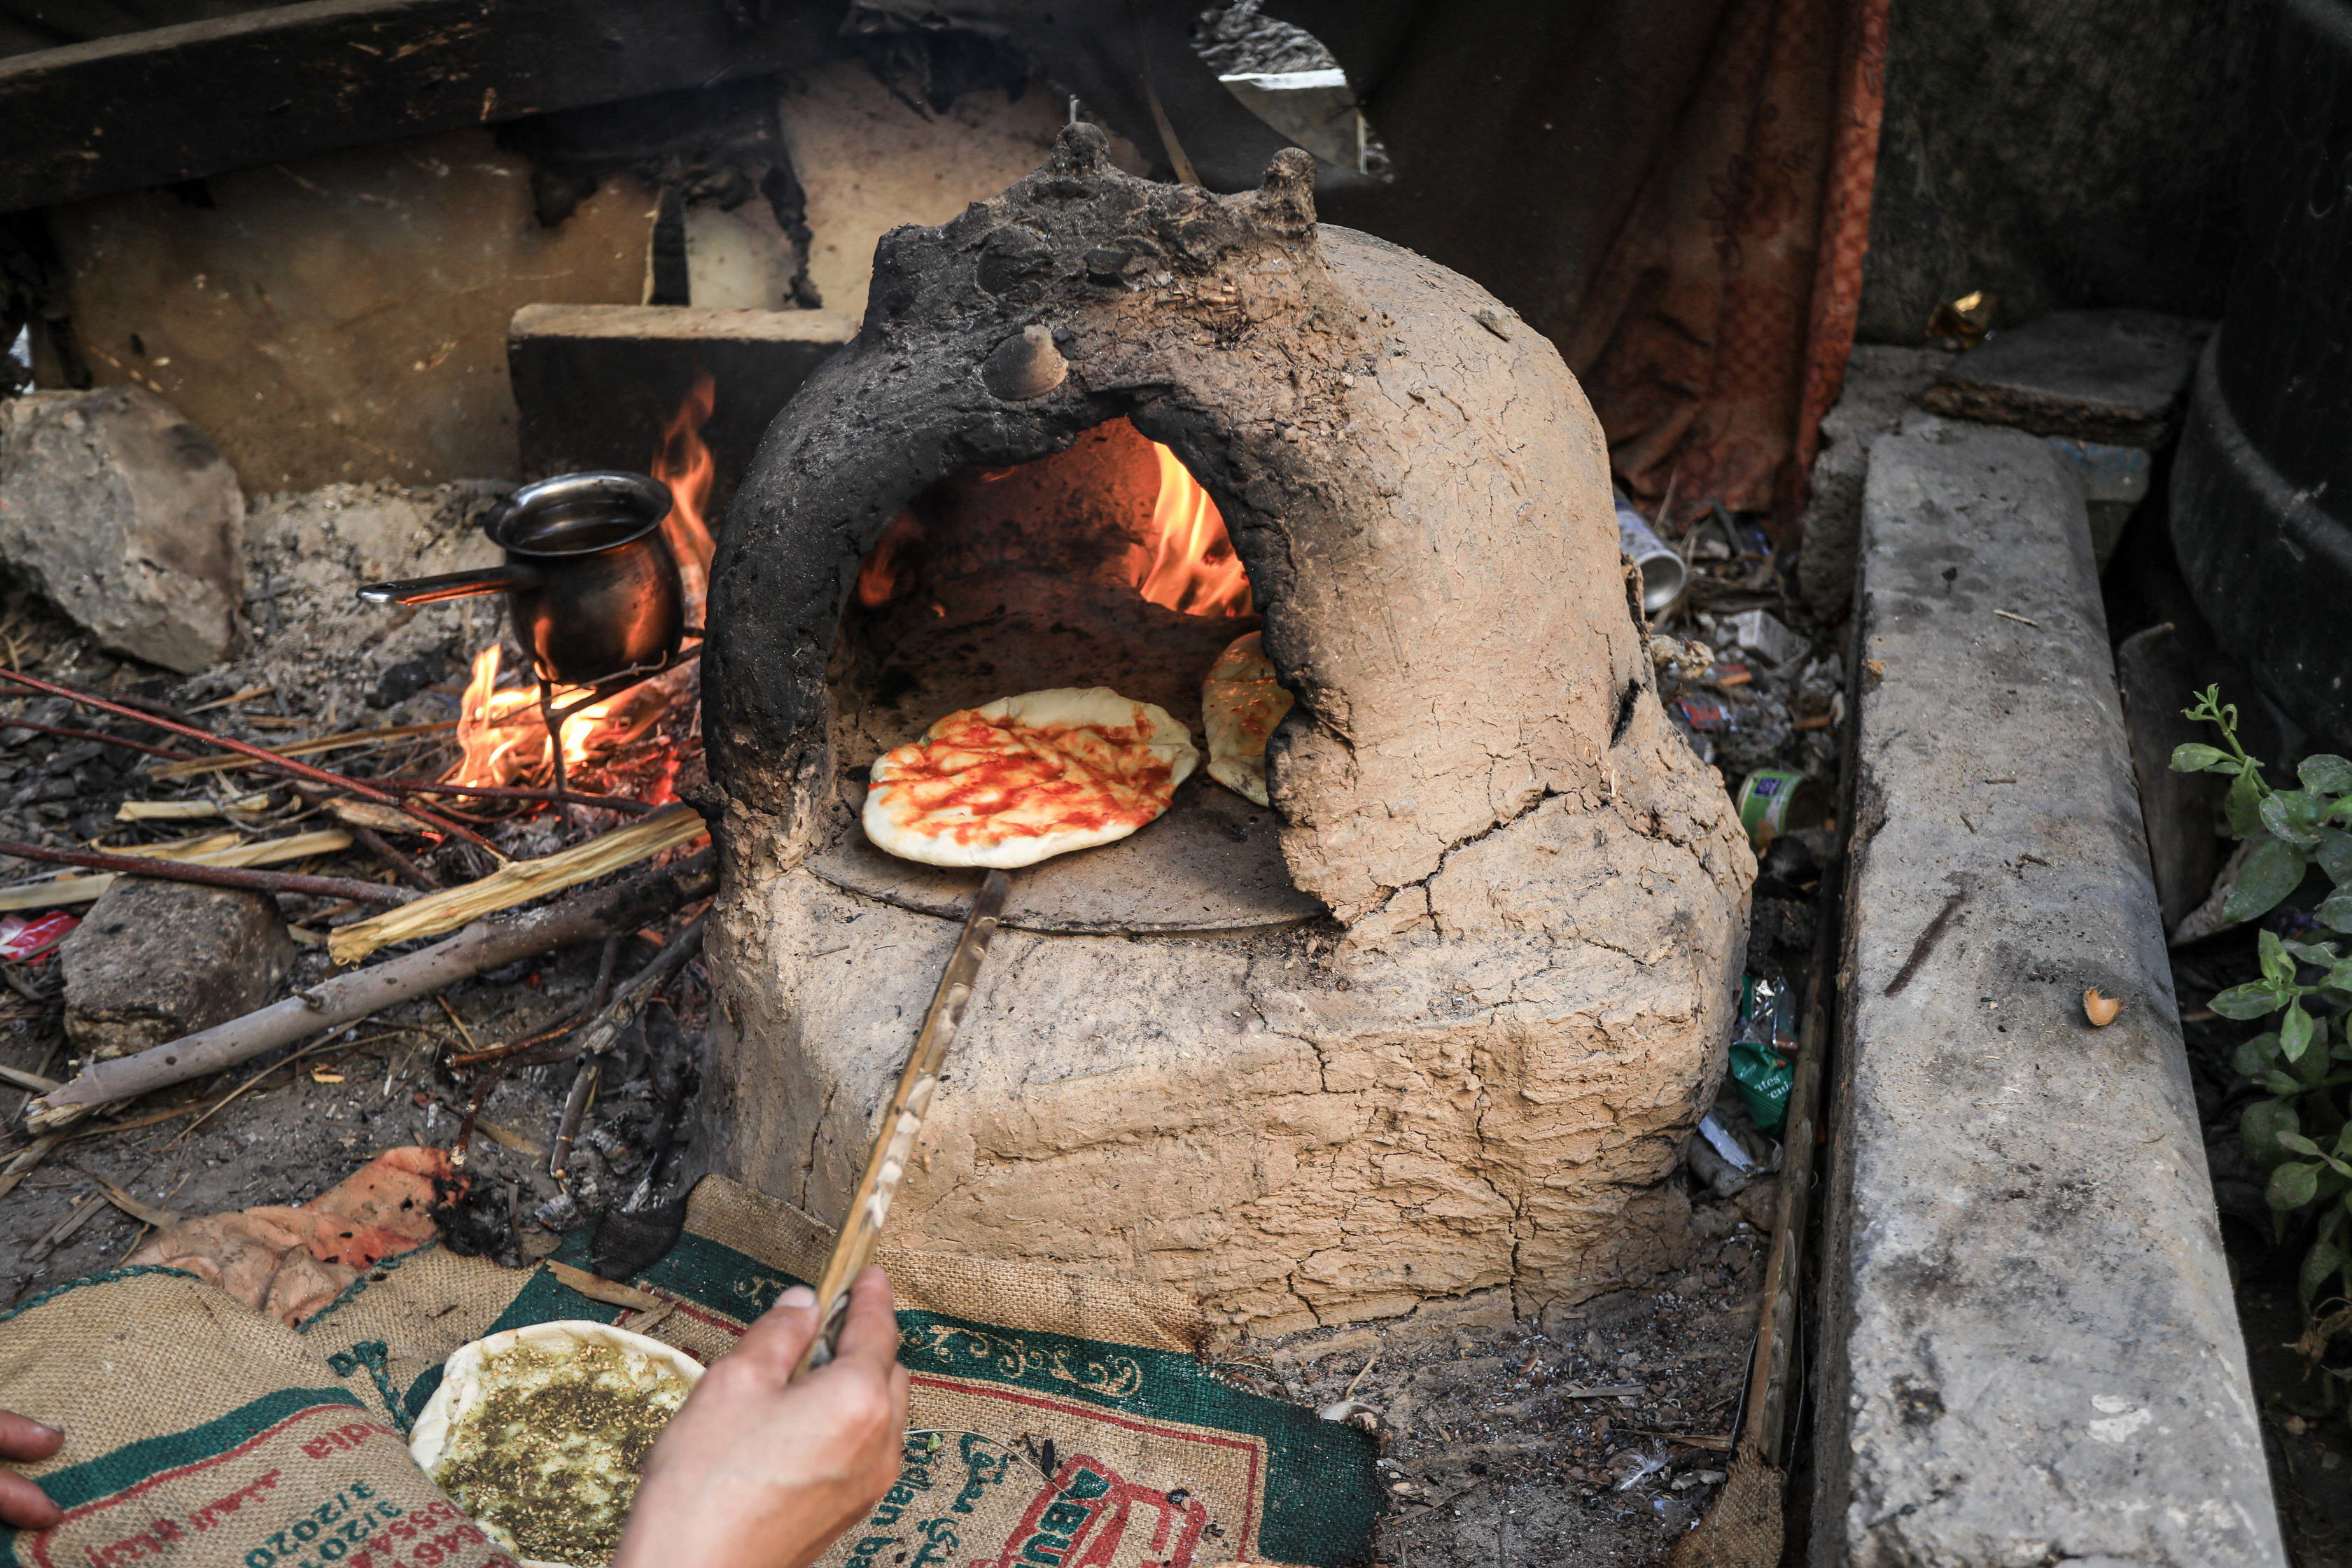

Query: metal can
[1735,768,1828,848]
[1614,488,1687,614]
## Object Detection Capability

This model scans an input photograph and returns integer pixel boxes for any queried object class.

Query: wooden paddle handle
[795,871,1009,1377]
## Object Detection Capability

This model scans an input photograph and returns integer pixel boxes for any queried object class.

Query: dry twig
[24,851,715,1128]
[0,834,409,909]
[328,804,705,965]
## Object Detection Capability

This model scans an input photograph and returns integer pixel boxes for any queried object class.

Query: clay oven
[697,127,1754,1336]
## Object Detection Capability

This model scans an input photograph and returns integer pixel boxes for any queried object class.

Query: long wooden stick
[797,871,1009,1378]
[0,667,495,856]
[0,836,412,908]
[1741,858,1842,1464]
[23,850,715,1130]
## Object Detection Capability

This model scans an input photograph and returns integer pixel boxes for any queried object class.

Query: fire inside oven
[816,414,1315,929]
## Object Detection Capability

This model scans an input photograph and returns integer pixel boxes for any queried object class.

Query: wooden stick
[143,719,460,779]
[351,826,441,892]
[1742,856,1842,1465]
[797,871,1009,1378]
[0,668,493,855]
[0,718,197,763]
[0,835,410,909]
[23,850,715,1130]
[328,804,706,966]
[368,778,658,816]
[502,915,705,1070]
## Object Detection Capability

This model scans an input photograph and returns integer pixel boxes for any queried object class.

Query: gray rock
[1796,346,1950,616]
[1814,424,2281,1566]
[0,386,244,672]
[59,878,295,1060]
[1918,308,2213,447]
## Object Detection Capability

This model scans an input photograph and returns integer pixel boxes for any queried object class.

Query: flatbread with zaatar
[410,1320,702,1568]
[864,687,1200,868]
[1200,631,1294,807]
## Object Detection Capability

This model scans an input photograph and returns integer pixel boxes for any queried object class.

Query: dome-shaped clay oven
[696,129,1755,1333]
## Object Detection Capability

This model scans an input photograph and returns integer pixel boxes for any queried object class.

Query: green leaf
[2271,1160,2324,1211]
[2303,755,2352,797]
[2209,980,2288,1020]
[2318,830,2352,887]
[2172,743,2232,774]
[2234,1032,2283,1077]
[2286,939,2344,965]
[2260,930,2294,981]
[2320,885,2352,934]
[2283,1000,2317,1062]
[2264,1070,2303,1094]
[2264,792,2327,849]
[2227,766,2270,838]
[2303,1241,2347,1311]
[2281,1131,2325,1157]
[2229,840,2312,925]
[2243,1098,2303,1169]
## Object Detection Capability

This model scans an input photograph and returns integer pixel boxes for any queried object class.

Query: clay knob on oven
[981,324,1068,402]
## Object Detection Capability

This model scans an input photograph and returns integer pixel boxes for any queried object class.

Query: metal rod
[797,870,1010,1378]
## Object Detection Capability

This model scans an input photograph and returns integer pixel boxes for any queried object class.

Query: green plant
[2172,687,2352,1338]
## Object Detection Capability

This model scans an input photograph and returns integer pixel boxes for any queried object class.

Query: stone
[0,386,243,672]
[59,879,295,1061]
[1795,346,1949,617]
[1917,307,2213,447]
[699,131,1755,1335]
[1816,424,2281,1564]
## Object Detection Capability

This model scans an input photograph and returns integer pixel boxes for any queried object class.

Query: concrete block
[1919,308,2211,447]
[1814,424,2283,1566]
[1796,345,1949,617]
[506,304,854,520]
[59,879,295,1061]
[0,386,242,673]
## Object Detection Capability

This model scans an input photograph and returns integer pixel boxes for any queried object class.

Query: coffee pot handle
[358,565,539,606]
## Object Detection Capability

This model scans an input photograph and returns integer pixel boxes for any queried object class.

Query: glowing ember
[856,510,925,608]
[1133,440,1251,616]
[447,646,679,799]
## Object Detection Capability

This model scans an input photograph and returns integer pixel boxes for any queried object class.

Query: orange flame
[855,510,926,608]
[440,377,718,801]
[654,370,718,619]
[1134,442,1250,616]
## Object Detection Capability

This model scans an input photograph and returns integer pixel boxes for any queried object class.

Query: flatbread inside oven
[1200,630,1293,807]
[864,687,1199,868]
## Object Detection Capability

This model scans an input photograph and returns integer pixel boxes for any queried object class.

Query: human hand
[614,1267,909,1568]
[0,1410,63,1531]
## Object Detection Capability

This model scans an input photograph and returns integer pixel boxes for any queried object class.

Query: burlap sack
[1,1177,1379,1568]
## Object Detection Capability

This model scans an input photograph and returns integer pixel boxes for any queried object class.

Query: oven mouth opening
[808,414,1320,934]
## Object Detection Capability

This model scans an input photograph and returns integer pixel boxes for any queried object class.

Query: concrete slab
[1814,424,2283,1566]
[1918,308,2211,447]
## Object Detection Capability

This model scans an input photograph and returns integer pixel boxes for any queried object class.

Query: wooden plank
[0,0,844,215]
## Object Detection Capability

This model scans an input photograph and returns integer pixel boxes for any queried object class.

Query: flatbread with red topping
[864,687,1200,867]
[1201,631,1294,807]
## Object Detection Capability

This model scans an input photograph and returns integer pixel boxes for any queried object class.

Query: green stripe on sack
[0,1387,370,1566]
[626,1231,1382,1565]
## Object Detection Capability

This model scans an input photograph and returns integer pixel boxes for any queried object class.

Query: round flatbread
[864,687,1200,868]
[410,1320,702,1568]
[1200,631,1294,807]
